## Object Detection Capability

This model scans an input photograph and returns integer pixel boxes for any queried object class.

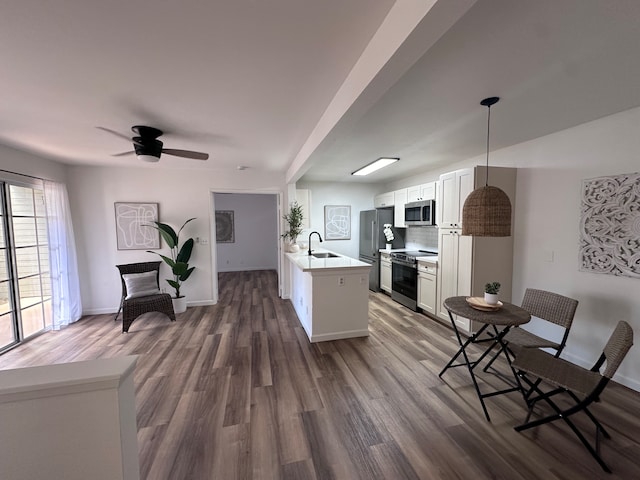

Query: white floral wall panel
[580,172,640,278]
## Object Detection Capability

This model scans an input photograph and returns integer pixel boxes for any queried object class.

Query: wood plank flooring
[1,270,639,479]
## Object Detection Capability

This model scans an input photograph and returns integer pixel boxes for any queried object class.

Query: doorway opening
[210,191,282,303]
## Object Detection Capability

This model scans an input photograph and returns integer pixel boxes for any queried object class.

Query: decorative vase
[288,243,300,253]
[386,243,392,251]
[172,296,187,314]
[484,293,499,305]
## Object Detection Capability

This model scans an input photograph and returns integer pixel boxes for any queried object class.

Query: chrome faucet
[308,231,323,255]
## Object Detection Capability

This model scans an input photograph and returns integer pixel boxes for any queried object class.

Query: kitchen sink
[310,252,339,258]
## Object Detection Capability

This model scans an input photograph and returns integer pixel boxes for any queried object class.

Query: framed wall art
[580,171,640,279]
[216,210,235,243]
[324,205,351,240]
[114,202,160,250]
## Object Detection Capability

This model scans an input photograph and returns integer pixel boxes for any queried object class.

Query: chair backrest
[602,321,634,379]
[521,288,579,329]
[116,261,162,297]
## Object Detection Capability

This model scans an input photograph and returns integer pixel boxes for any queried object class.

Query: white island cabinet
[286,250,371,342]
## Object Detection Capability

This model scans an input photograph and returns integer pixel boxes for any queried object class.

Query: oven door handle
[391,259,417,269]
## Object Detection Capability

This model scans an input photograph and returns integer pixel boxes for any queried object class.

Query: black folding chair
[512,321,633,473]
[483,288,578,374]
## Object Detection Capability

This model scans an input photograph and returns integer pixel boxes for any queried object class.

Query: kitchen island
[285,249,371,342]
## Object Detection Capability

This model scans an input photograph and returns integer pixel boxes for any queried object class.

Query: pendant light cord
[485,104,491,187]
[480,96,499,187]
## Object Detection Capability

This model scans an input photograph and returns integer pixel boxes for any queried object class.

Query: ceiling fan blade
[96,126,132,142]
[162,149,209,160]
[111,150,136,157]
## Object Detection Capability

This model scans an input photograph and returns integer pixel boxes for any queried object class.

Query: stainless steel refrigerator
[359,208,404,291]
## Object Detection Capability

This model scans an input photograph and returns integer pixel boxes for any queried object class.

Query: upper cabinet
[374,181,438,228]
[438,168,473,229]
[374,191,394,208]
[407,185,421,202]
[407,181,437,202]
[374,189,408,227]
[393,189,407,228]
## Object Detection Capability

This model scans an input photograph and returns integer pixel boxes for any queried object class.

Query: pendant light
[461,97,512,236]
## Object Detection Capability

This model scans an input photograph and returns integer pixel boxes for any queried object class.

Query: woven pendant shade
[462,185,512,236]
[462,96,513,237]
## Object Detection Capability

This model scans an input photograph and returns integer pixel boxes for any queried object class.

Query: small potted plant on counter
[484,281,501,305]
[383,224,394,250]
[282,201,304,252]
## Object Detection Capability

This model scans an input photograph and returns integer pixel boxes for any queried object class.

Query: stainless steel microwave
[404,199,436,226]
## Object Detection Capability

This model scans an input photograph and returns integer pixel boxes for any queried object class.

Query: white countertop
[378,248,438,265]
[379,247,439,254]
[286,250,371,272]
[417,255,438,264]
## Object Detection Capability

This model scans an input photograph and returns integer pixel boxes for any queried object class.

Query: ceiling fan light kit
[462,96,512,237]
[137,154,160,163]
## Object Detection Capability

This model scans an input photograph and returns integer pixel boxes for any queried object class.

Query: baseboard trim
[83,299,216,316]
[309,329,370,343]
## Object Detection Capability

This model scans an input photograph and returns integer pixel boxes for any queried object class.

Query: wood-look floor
[1,270,639,479]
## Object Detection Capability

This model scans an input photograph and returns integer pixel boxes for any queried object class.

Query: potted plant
[282,201,304,253]
[383,224,394,250]
[484,281,501,305]
[147,218,196,314]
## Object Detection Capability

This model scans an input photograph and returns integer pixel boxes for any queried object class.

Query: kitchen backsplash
[405,226,438,251]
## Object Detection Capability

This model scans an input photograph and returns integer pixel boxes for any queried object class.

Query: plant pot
[288,243,300,253]
[172,296,187,314]
[484,293,499,305]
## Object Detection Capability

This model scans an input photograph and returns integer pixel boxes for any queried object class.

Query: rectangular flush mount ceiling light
[351,157,399,176]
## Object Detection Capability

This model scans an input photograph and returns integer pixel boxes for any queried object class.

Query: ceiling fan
[98,125,209,162]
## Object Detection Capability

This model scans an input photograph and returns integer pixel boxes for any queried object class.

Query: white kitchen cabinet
[407,185,421,202]
[437,229,472,331]
[380,252,392,294]
[421,181,437,201]
[439,168,473,228]
[407,181,437,202]
[417,261,437,315]
[393,188,407,227]
[436,166,517,335]
[287,251,371,342]
[374,191,394,208]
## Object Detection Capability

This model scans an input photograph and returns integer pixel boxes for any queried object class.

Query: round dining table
[439,296,531,421]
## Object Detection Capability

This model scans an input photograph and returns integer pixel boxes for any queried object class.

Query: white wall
[66,165,286,313]
[0,144,68,183]
[214,193,278,272]
[295,181,380,258]
[385,106,640,391]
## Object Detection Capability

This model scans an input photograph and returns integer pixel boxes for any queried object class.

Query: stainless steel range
[390,250,437,311]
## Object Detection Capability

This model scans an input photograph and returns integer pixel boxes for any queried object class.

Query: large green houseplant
[282,201,304,252]
[147,218,196,312]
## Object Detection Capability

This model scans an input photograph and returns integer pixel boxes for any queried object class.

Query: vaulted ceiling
[2,0,640,184]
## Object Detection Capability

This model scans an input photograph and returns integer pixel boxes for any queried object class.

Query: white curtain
[44,181,82,329]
